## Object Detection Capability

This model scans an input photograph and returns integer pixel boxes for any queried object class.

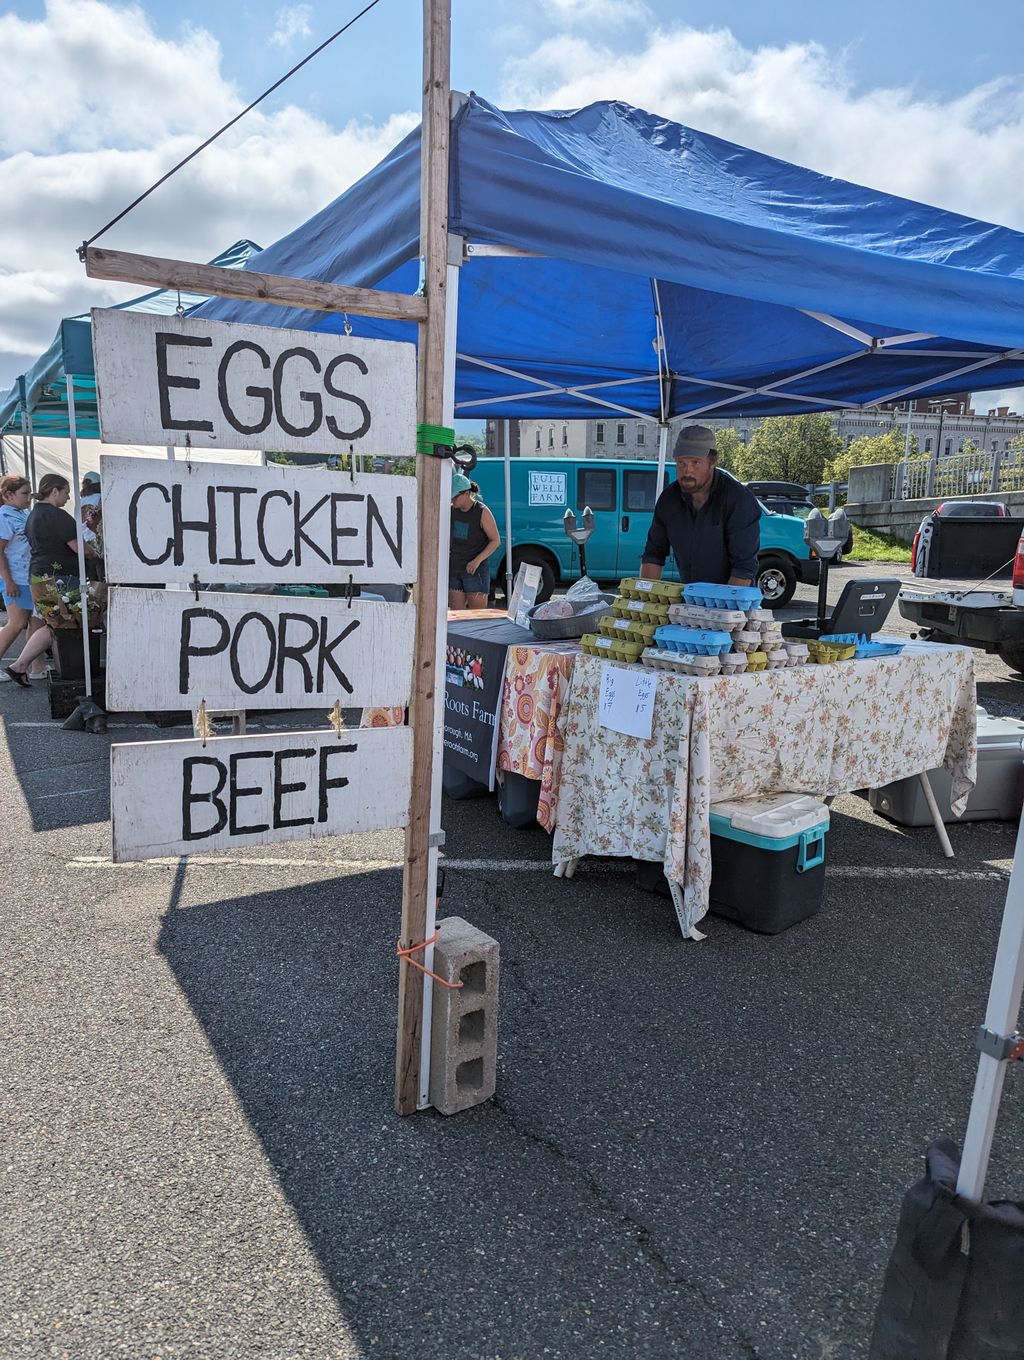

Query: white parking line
[66,854,1007,880]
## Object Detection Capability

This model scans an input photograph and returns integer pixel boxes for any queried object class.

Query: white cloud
[0,1,416,390]
[500,26,1024,231]
[270,3,313,48]
[540,0,649,26]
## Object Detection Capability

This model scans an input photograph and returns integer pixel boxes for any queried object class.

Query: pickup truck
[898,515,1024,672]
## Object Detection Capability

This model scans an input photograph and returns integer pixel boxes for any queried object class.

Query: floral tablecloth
[550,643,977,933]
[495,642,579,829]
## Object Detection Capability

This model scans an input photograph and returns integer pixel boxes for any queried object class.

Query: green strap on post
[416,422,455,456]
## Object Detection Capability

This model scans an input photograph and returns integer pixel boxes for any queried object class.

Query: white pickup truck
[898,522,1024,672]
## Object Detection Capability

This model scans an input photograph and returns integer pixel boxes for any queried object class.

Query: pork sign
[92,309,415,459]
[105,588,415,712]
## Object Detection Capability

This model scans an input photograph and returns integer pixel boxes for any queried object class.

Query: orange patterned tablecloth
[495,642,579,831]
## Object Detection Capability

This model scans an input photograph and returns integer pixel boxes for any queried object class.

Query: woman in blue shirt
[0,475,35,677]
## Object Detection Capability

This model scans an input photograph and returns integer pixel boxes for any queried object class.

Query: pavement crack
[491,1093,716,1311]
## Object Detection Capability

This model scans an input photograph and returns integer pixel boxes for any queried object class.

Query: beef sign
[92,309,415,458]
[93,309,418,863]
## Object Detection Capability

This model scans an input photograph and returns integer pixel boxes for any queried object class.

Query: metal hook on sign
[191,572,200,602]
[349,444,356,482]
[184,431,193,474]
[347,574,354,609]
[175,289,184,318]
[327,699,345,739]
[195,700,212,748]
[342,312,353,336]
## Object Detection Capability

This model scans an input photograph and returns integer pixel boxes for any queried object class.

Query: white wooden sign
[111,726,412,861]
[100,454,417,585]
[92,309,416,458]
[105,587,415,711]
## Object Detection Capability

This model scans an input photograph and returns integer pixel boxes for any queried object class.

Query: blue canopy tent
[0,239,261,462]
[192,93,1024,464]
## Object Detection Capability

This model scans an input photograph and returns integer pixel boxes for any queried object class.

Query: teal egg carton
[682,582,763,611]
[822,631,905,659]
[653,625,733,656]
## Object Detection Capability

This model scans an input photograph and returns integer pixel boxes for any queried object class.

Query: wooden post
[394,0,452,1115]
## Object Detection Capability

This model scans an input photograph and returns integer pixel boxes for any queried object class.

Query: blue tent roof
[0,239,261,438]
[193,94,1024,421]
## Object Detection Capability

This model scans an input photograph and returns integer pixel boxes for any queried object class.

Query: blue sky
[2,0,1023,409]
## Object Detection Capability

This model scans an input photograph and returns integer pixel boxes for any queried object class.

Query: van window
[623,469,657,512]
[578,467,615,511]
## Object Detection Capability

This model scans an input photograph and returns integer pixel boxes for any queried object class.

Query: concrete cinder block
[428,916,498,1116]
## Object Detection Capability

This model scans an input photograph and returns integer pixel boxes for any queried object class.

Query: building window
[924,439,931,452]
[548,427,554,449]
[616,423,625,444]
[562,424,568,448]
[535,428,541,451]
[945,440,952,456]
[636,424,646,446]
[596,422,605,445]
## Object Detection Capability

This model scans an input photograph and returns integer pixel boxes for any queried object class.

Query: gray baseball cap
[673,425,717,458]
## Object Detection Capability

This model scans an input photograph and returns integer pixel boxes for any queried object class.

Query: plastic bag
[564,576,602,605]
[532,599,573,620]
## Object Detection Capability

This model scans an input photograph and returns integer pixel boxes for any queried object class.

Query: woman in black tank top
[449,473,501,609]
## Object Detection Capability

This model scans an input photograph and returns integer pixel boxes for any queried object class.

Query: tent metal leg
[415,254,460,1111]
[918,771,954,858]
[957,811,1024,1201]
[656,422,669,495]
[65,375,93,701]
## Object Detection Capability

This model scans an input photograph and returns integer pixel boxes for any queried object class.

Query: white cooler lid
[976,711,1024,747]
[711,792,830,839]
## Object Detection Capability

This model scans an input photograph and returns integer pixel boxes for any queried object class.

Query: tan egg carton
[668,603,748,630]
[765,648,789,670]
[719,652,748,675]
[730,628,763,652]
[642,648,720,676]
[783,642,809,666]
[746,608,774,628]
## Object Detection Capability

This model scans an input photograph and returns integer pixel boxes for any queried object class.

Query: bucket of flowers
[30,573,107,678]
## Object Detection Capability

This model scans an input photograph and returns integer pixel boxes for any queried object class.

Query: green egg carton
[807,639,857,664]
[600,615,636,638]
[613,639,645,662]
[745,650,768,672]
[581,633,615,657]
[648,580,684,603]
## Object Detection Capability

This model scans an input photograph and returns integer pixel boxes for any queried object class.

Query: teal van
[470,457,819,606]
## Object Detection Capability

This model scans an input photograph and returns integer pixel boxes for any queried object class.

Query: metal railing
[890,450,1024,502]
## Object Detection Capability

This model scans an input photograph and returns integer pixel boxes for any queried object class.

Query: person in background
[448,473,500,610]
[79,470,104,581]
[4,474,81,687]
[640,425,761,586]
[0,475,35,681]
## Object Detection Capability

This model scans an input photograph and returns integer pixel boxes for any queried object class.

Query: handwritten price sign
[598,664,658,740]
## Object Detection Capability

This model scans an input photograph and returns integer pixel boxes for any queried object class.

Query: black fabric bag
[869,1136,1024,1359]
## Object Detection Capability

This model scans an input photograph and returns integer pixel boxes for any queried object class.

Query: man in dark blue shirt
[640,425,761,585]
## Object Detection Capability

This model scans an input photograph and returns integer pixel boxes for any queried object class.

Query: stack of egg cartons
[582,577,681,663]
[638,583,813,677]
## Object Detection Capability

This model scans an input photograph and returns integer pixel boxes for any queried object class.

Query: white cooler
[868,707,1024,826]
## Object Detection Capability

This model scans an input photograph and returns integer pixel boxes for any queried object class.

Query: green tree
[711,427,745,475]
[737,414,844,486]
[960,437,980,455]
[824,427,918,484]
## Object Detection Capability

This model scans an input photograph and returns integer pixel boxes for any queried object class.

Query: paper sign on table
[598,664,658,740]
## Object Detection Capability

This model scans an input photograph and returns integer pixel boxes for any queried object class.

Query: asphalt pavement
[2,562,1023,1359]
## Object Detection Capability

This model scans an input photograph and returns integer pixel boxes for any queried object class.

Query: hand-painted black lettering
[128,482,173,566]
[257,489,293,567]
[273,748,315,828]
[317,615,358,692]
[273,347,323,438]
[216,485,257,566]
[156,332,215,432]
[179,607,229,693]
[182,756,228,840]
[330,492,364,566]
[293,490,332,566]
[229,612,276,694]
[318,743,355,822]
[229,751,272,835]
[217,339,273,435]
[323,354,371,440]
[366,493,403,569]
[275,612,318,693]
[171,483,218,567]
